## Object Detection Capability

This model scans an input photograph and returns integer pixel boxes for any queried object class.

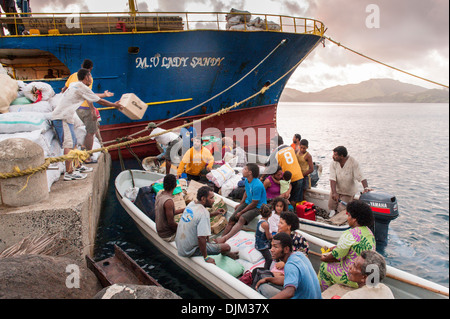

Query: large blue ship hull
[1,30,323,158]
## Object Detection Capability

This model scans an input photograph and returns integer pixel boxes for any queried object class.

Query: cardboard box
[186,180,205,197]
[119,93,148,120]
[211,215,227,234]
[173,193,186,212]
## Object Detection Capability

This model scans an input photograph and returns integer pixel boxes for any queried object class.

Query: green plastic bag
[210,254,244,277]
[10,96,32,105]
[151,180,182,195]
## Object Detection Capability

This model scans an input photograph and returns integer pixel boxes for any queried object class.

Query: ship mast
[128,0,137,15]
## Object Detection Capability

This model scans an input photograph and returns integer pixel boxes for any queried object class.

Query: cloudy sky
[30,0,449,92]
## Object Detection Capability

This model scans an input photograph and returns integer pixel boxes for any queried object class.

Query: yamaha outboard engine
[359,191,399,251]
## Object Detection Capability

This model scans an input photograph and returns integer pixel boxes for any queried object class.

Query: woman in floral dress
[318,200,376,291]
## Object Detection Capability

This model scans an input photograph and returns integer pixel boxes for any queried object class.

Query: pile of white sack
[0,72,101,192]
[225,8,281,31]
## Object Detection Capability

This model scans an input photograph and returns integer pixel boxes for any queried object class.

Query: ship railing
[0,11,325,37]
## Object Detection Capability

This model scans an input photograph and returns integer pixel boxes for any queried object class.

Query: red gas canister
[296,202,316,221]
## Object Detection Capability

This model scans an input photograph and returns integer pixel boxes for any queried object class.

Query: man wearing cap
[148,123,182,175]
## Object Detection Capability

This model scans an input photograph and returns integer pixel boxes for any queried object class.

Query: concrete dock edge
[0,152,112,262]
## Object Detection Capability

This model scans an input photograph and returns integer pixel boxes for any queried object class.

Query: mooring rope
[325,36,449,89]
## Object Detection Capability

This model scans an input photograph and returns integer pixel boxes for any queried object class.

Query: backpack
[134,186,156,221]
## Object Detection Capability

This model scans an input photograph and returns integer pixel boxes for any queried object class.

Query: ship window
[128,47,140,54]
[0,49,70,81]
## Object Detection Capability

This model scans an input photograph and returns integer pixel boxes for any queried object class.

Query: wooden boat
[115,169,449,299]
[86,244,160,288]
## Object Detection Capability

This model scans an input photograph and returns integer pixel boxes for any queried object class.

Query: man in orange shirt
[176,136,214,181]
[265,135,304,207]
[291,133,301,151]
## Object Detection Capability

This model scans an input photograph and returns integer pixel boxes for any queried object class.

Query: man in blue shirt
[215,163,267,244]
[256,232,322,299]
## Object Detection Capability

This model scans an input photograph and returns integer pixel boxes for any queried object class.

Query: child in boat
[268,197,289,236]
[280,171,292,200]
[255,204,273,270]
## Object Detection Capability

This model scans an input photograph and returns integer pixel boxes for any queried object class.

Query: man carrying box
[52,68,123,181]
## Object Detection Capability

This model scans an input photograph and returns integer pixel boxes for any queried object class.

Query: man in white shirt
[51,68,123,181]
[329,146,371,216]
[148,124,182,175]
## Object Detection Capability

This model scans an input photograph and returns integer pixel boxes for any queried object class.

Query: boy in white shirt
[52,68,123,181]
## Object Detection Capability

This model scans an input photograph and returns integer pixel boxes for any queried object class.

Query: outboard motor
[359,191,399,251]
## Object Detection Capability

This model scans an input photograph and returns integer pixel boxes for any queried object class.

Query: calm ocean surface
[94,102,449,298]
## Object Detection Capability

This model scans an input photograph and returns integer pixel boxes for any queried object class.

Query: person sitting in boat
[268,197,289,236]
[322,250,394,299]
[278,211,309,256]
[51,68,123,181]
[176,136,214,181]
[255,204,273,270]
[233,140,247,167]
[148,123,182,175]
[279,171,292,200]
[318,200,376,292]
[214,163,267,244]
[329,146,372,218]
[263,166,283,202]
[255,232,322,299]
[264,135,305,208]
[221,137,233,162]
[296,139,314,191]
[155,174,184,242]
[175,186,234,265]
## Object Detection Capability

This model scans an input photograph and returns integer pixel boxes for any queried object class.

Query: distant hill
[280,79,449,103]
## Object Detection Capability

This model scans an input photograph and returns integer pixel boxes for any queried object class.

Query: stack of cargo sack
[225,8,281,31]
[0,77,102,192]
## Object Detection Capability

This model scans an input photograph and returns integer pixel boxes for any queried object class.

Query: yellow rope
[325,36,449,89]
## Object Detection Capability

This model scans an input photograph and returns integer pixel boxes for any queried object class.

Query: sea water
[94,102,449,298]
[277,102,449,288]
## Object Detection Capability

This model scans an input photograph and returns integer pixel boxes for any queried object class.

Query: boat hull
[102,103,277,160]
